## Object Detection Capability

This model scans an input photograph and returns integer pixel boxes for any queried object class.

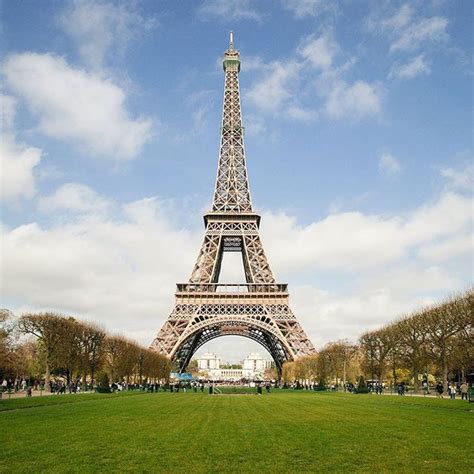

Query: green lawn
[1,390,472,472]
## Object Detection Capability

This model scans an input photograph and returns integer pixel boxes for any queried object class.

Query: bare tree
[422,292,472,392]
[78,323,106,387]
[19,313,72,391]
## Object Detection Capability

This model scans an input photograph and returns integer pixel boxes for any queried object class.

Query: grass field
[1,390,472,472]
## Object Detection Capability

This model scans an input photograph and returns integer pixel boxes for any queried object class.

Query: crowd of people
[1,376,471,401]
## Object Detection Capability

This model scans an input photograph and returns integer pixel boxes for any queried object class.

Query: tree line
[282,290,473,392]
[0,311,170,391]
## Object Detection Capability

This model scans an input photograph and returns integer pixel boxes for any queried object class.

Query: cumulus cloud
[245,33,379,121]
[38,183,112,214]
[378,152,402,177]
[245,61,301,112]
[3,53,152,161]
[298,34,338,70]
[261,192,472,274]
[291,285,437,347]
[198,0,263,22]
[2,196,200,342]
[58,0,156,70]
[2,181,472,348]
[325,80,382,119]
[0,134,42,201]
[1,94,17,130]
[418,234,473,263]
[389,55,431,80]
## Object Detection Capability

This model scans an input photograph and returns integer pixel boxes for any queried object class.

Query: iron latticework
[151,33,315,373]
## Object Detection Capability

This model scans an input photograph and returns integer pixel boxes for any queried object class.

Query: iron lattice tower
[151,33,315,373]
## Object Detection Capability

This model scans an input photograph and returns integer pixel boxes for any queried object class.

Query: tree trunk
[45,363,51,393]
[442,355,448,394]
[392,363,397,393]
[413,364,419,393]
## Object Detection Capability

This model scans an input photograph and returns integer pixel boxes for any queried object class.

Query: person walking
[460,382,468,401]
[436,381,443,398]
[449,383,456,400]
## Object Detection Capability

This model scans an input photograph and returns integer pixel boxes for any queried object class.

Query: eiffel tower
[151,33,315,374]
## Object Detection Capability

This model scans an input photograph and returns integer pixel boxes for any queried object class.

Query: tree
[282,361,295,384]
[0,309,16,379]
[52,317,83,384]
[104,336,140,382]
[19,313,72,392]
[422,292,472,392]
[264,366,278,380]
[359,327,395,382]
[322,340,357,387]
[78,323,106,386]
[396,312,428,392]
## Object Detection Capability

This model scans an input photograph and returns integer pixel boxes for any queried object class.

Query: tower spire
[213,33,251,213]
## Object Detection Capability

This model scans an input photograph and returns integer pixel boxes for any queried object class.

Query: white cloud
[2,196,200,342]
[368,4,413,33]
[198,0,262,22]
[244,114,267,137]
[2,182,472,349]
[245,61,301,112]
[390,16,449,52]
[261,192,472,274]
[242,56,265,71]
[0,133,41,201]
[1,94,17,130]
[389,55,431,80]
[378,152,402,177]
[3,53,152,161]
[325,80,382,119]
[291,285,438,347]
[282,0,333,18]
[39,183,111,214]
[287,106,317,121]
[418,234,473,262]
[58,0,156,70]
[244,32,381,122]
[298,34,338,70]
[440,162,474,192]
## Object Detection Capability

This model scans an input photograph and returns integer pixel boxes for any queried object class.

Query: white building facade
[196,352,274,380]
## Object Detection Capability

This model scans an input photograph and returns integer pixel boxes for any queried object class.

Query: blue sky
[1,0,472,362]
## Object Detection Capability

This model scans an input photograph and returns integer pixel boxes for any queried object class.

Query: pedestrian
[460,382,468,401]
[436,381,443,398]
[449,383,456,400]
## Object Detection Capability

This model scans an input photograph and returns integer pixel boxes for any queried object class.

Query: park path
[1,390,95,401]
